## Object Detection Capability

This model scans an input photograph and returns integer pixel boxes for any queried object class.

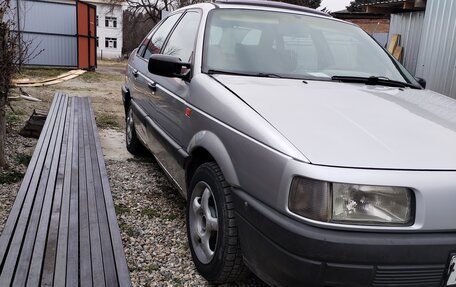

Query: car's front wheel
[186,162,249,284]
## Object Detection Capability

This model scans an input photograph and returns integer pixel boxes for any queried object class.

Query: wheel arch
[122,85,131,114]
[186,131,240,191]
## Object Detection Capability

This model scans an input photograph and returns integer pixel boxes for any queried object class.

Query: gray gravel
[106,156,267,287]
[0,108,37,234]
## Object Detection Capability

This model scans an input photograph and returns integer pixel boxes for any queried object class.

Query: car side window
[141,13,182,60]
[162,11,201,62]
[137,30,153,57]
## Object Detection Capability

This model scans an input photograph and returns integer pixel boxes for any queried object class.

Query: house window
[96,36,99,47]
[105,16,117,28]
[105,37,117,49]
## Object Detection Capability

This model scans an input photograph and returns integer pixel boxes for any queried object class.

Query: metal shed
[364,0,456,98]
[9,0,96,70]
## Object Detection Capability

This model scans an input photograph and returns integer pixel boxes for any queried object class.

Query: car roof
[213,0,330,17]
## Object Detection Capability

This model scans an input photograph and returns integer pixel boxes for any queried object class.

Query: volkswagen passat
[122,1,456,286]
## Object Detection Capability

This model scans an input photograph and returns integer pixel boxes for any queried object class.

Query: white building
[87,0,125,59]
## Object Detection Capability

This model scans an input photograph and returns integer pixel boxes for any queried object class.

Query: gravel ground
[107,156,267,287]
[0,105,38,233]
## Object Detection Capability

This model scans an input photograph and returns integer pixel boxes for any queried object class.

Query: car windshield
[203,9,417,84]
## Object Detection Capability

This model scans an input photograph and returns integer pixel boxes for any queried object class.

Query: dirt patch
[99,129,133,161]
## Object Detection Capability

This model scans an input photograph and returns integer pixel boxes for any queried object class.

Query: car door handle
[132,69,138,78]
[148,82,157,92]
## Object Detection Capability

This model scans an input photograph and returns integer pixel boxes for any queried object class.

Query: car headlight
[289,177,414,226]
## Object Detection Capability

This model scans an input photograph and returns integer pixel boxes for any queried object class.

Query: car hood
[214,75,456,170]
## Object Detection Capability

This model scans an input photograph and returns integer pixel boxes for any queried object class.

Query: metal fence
[388,0,456,98]
[389,12,425,75]
[415,0,456,98]
[9,0,78,67]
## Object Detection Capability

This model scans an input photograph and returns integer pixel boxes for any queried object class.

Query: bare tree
[0,0,29,167]
[122,10,156,55]
[279,0,321,9]
[122,0,203,24]
[347,0,375,12]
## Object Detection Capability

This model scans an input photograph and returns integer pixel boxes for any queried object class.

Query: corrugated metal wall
[11,0,77,67]
[415,0,456,98]
[389,12,425,75]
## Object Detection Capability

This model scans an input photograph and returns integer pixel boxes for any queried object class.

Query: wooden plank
[53,97,76,287]
[393,46,403,61]
[12,70,86,86]
[12,94,68,286]
[40,96,72,287]
[25,95,69,287]
[388,34,400,54]
[81,97,106,287]
[0,93,62,266]
[0,94,65,285]
[78,97,93,287]
[66,97,81,287]
[88,97,132,287]
[86,98,119,287]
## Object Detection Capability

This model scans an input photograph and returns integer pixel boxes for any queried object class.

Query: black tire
[186,162,250,284]
[125,105,144,155]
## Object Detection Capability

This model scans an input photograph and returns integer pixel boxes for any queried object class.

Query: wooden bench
[0,93,131,287]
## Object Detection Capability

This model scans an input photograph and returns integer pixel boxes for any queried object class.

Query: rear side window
[162,11,201,62]
[138,13,182,59]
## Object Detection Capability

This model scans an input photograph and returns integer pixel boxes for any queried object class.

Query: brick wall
[344,18,390,34]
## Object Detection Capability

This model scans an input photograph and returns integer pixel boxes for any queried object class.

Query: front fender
[187,130,240,187]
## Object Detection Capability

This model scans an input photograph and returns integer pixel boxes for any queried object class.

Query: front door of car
[148,10,202,148]
[132,13,183,122]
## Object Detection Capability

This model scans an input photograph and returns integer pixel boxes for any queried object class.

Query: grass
[6,113,21,125]
[120,223,136,237]
[79,72,123,83]
[14,68,70,80]
[96,113,119,129]
[6,108,28,125]
[15,153,32,166]
[0,171,24,184]
[147,263,160,272]
[115,203,130,215]
[141,207,159,219]
[164,213,178,221]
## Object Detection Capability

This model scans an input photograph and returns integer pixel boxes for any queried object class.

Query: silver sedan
[122,1,456,286]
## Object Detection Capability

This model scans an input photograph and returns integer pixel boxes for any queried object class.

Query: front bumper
[233,189,456,287]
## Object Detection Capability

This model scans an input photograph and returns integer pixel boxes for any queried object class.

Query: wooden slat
[0,93,62,265]
[88,98,132,287]
[86,99,119,287]
[388,34,401,54]
[81,97,106,287]
[41,95,72,287]
[53,97,76,287]
[0,94,66,285]
[78,97,93,287]
[25,95,69,287]
[66,97,80,287]
[393,46,403,61]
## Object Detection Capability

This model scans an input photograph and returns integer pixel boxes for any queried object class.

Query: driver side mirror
[148,54,191,80]
[415,77,426,89]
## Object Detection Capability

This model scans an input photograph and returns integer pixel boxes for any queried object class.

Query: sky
[320,0,352,12]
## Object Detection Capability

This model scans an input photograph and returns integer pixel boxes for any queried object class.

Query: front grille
[373,265,445,287]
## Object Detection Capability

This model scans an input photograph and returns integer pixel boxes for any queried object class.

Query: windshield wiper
[207,69,255,76]
[257,73,283,78]
[331,75,421,89]
[207,69,285,79]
